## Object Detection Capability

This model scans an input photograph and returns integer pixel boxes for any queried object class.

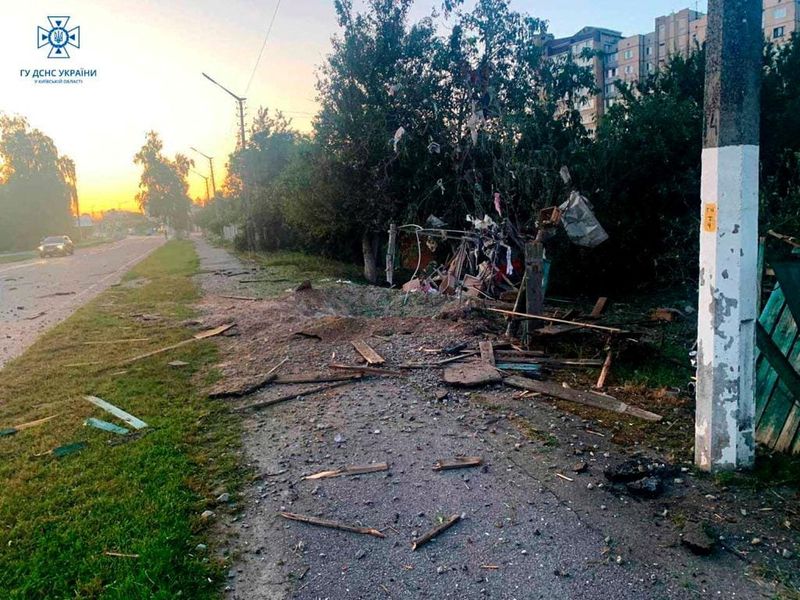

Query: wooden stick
[504,377,662,422]
[103,551,140,558]
[433,456,483,471]
[11,414,58,431]
[352,340,385,365]
[486,308,626,334]
[234,380,353,412]
[411,514,462,550]
[304,462,389,480]
[595,349,613,389]
[329,363,404,376]
[275,373,362,384]
[118,324,234,365]
[279,511,385,538]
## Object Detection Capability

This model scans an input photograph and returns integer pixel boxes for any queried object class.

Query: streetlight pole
[190,169,210,205]
[202,72,247,149]
[189,147,216,197]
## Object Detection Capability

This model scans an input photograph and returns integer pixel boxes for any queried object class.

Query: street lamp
[190,168,210,205]
[202,72,247,149]
[189,147,216,197]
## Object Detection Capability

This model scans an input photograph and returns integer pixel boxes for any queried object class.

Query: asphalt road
[0,236,165,369]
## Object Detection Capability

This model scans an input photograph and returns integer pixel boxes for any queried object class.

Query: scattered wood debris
[487,308,626,334]
[118,323,235,365]
[274,372,362,385]
[23,311,47,321]
[0,414,57,437]
[209,357,289,399]
[411,513,462,550]
[85,395,148,429]
[168,360,190,367]
[351,340,385,365]
[595,349,613,389]
[103,551,140,559]
[217,294,259,301]
[443,363,501,387]
[555,473,574,482]
[36,441,87,458]
[503,377,662,422]
[589,297,608,319]
[433,456,483,471]
[234,380,354,412]
[479,341,496,366]
[279,511,385,538]
[304,462,389,480]
[329,363,404,377]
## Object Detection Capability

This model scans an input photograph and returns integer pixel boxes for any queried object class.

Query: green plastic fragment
[85,417,129,435]
[0,428,18,437]
[52,442,87,458]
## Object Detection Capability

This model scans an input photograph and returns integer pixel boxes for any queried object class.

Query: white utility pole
[696,0,762,471]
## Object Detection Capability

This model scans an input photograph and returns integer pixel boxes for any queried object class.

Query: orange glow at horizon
[1,0,323,215]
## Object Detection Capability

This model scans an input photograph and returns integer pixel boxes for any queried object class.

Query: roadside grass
[0,240,240,599]
[0,251,36,264]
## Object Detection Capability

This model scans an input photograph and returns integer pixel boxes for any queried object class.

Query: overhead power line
[245,0,282,95]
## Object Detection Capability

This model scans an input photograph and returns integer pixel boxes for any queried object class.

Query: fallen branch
[486,308,626,334]
[217,294,259,301]
[103,551,140,559]
[433,456,483,471]
[304,462,389,480]
[411,513,462,550]
[274,372,362,384]
[503,377,662,422]
[279,511,385,538]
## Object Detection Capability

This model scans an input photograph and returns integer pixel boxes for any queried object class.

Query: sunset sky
[1,0,707,214]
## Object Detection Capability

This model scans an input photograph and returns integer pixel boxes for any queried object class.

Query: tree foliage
[133,131,192,233]
[0,115,75,251]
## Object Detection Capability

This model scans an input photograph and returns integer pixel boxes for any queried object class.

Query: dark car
[38,235,74,258]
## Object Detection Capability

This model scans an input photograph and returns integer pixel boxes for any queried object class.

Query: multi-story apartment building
[550,1,799,131]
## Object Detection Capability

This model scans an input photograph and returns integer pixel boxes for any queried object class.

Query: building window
[774,26,785,39]
[646,46,652,56]
[774,7,788,20]
[623,49,633,59]
[625,65,633,74]
[607,68,617,77]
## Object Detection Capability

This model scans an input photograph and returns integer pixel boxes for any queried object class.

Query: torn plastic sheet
[559,191,609,248]
[466,214,496,231]
[393,126,406,153]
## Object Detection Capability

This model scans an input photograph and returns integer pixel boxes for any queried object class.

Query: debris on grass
[84,417,129,435]
[84,395,148,430]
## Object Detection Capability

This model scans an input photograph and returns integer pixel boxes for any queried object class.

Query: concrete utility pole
[202,72,247,149]
[696,0,762,471]
[189,147,217,197]
[191,169,210,205]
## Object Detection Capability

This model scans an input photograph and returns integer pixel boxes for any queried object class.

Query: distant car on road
[38,235,74,258]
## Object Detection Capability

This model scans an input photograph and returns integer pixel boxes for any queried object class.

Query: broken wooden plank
[84,396,148,429]
[479,341,496,366]
[84,417,129,435]
[217,294,258,301]
[118,323,235,365]
[329,363,404,377]
[503,377,662,422]
[351,340,385,365]
[279,511,385,538]
[589,297,608,319]
[433,456,483,471]
[36,441,87,458]
[486,308,626,334]
[84,338,149,345]
[274,372,362,385]
[411,513,462,550]
[103,551,140,559]
[209,358,289,399]
[234,380,354,412]
[2,414,58,436]
[304,462,389,480]
[443,363,501,387]
[595,349,614,389]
